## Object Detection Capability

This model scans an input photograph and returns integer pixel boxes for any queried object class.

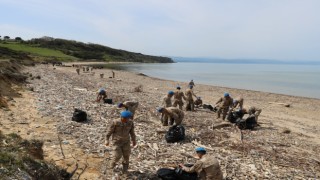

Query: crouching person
[179,147,223,180]
[106,111,136,177]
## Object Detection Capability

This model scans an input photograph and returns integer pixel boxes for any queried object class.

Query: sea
[106,62,320,99]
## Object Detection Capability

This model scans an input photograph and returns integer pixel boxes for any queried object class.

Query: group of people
[96,79,262,179]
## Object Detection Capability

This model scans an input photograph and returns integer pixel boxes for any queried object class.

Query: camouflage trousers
[217,106,229,120]
[173,100,183,110]
[108,142,131,175]
[186,99,194,111]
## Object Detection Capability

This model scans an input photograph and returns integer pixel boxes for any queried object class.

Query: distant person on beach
[179,147,223,180]
[161,91,175,123]
[106,111,136,177]
[118,101,139,119]
[185,85,197,111]
[194,97,203,108]
[76,68,80,75]
[112,71,115,78]
[242,106,262,123]
[173,86,186,110]
[189,80,195,87]
[96,88,107,102]
[233,96,244,110]
[158,107,184,126]
[215,93,233,120]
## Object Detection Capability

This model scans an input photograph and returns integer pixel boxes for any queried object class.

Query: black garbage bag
[157,164,198,180]
[202,104,217,112]
[175,164,198,180]
[165,125,185,143]
[72,108,87,122]
[236,116,257,130]
[227,110,245,123]
[103,98,113,104]
[157,168,176,180]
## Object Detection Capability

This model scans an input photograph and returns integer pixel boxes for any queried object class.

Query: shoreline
[66,61,319,100]
[1,64,319,179]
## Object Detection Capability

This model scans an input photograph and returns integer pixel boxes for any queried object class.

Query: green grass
[0,42,77,60]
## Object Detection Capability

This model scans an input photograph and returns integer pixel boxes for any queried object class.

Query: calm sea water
[109,62,320,99]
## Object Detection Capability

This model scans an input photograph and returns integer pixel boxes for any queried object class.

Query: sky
[1,0,320,61]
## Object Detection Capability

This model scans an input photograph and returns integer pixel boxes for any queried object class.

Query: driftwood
[212,122,233,129]
[192,140,215,151]
[268,102,290,107]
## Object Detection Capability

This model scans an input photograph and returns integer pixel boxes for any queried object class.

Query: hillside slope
[0,37,174,63]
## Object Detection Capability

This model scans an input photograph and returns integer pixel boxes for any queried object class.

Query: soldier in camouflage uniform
[106,111,136,177]
[158,107,184,126]
[118,101,139,119]
[161,91,174,124]
[215,93,233,120]
[180,147,223,180]
[185,85,197,111]
[173,86,186,110]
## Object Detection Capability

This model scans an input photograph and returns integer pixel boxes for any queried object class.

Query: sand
[0,64,319,179]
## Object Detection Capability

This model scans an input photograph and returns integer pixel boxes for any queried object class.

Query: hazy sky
[1,0,320,61]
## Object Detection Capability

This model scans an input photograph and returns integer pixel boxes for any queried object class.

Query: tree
[4,36,10,40]
[15,37,23,41]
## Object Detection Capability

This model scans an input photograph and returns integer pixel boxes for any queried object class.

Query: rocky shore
[1,64,320,179]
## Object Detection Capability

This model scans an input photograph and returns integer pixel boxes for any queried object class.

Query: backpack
[71,109,87,122]
[165,125,185,143]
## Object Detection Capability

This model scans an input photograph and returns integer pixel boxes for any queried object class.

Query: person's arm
[181,161,203,173]
[106,121,116,145]
[130,122,136,146]
[182,92,187,101]
[215,98,222,105]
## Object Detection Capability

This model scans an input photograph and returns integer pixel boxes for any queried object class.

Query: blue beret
[168,91,174,95]
[195,147,206,152]
[120,111,132,118]
[224,92,229,97]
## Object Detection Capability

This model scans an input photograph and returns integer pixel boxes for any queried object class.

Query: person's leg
[107,145,123,176]
[122,143,131,174]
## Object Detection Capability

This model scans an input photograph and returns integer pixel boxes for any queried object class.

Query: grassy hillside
[0,42,76,60]
[0,37,174,63]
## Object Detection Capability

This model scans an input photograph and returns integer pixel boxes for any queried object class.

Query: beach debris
[268,102,290,107]
[21,65,320,179]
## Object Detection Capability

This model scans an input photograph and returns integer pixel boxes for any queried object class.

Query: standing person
[157,107,184,126]
[189,80,195,87]
[161,91,174,125]
[179,147,223,180]
[106,111,136,177]
[96,88,107,102]
[118,101,139,119]
[76,68,80,75]
[112,70,115,78]
[233,96,244,110]
[185,85,197,111]
[215,93,233,120]
[173,86,186,110]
